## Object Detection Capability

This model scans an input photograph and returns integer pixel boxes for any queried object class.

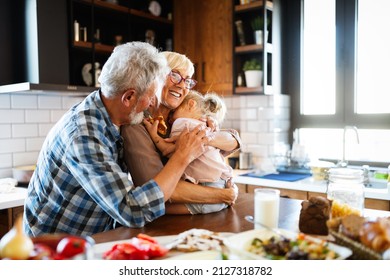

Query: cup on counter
[239,152,253,169]
[254,188,280,229]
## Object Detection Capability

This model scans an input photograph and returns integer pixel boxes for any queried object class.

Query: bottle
[237,73,243,86]
[327,168,365,219]
[74,20,79,42]
[94,62,101,87]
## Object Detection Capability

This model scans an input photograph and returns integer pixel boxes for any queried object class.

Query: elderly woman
[121,51,241,213]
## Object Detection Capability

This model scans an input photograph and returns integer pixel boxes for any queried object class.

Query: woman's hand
[224,178,239,206]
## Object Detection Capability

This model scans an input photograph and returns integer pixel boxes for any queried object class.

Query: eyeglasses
[169,71,197,89]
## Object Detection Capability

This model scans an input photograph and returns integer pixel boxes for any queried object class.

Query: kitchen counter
[0,187,27,210]
[233,170,390,201]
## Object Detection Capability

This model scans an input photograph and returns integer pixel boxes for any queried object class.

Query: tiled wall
[0,92,290,178]
[222,94,291,170]
[0,93,85,178]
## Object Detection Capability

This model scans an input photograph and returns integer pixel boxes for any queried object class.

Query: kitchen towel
[241,171,312,182]
[0,178,17,193]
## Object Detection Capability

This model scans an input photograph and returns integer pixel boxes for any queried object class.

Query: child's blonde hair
[181,90,227,124]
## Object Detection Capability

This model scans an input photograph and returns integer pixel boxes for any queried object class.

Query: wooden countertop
[92,192,390,244]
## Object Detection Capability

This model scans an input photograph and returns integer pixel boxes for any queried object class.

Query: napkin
[0,178,18,193]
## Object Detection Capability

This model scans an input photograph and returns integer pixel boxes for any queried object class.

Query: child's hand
[143,118,159,139]
[199,116,219,132]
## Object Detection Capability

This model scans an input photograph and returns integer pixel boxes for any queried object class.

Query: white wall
[0,92,290,178]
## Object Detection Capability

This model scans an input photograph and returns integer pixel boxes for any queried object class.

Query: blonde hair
[162,51,195,77]
[181,90,227,124]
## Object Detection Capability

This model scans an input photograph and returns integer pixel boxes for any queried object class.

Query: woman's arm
[169,178,238,205]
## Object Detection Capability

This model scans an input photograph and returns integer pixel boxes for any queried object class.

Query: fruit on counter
[56,236,88,259]
[0,216,34,260]
[103,233,168,260]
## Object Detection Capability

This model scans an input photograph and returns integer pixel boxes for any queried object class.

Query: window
[296,0,390,166]
[356,0,390,114]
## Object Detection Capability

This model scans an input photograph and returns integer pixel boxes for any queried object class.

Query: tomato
[137,233,158,244]
[56,236,87,259]
[103,243,148,260]
[134,234,168,258]
[102,234,168,260]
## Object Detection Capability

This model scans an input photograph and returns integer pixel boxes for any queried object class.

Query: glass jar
[327,168,365,219]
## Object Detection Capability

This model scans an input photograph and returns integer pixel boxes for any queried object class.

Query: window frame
[290,0,390,130]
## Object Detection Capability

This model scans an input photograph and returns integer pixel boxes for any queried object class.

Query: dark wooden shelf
[235,44,263,53]
[80,0,172,24]
[235,86,263,94]
[235,0,273,12]
[73,40,92,49]
[235,43,273,54]
[73,41,115,54]
[130,9,173,24]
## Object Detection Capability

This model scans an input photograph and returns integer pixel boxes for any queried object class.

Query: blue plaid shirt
[23,91,165,237]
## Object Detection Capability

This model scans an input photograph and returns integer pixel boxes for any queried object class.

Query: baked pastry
[147,115,168,136]
[359,217,390,253]
[299,196,332,235]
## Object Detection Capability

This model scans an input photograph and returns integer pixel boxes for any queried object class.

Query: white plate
[165,250,223,260]
[224,229,352,260]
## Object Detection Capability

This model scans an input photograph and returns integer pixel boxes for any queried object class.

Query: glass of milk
[254,188,280,229]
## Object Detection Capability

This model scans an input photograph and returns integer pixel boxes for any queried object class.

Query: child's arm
[143,118,175,157]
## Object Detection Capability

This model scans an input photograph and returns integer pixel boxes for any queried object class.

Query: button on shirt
[23,90,165,236]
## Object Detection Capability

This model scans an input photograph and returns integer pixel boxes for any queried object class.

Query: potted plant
[251,16,270,45]
[251,16,263,45]
[242,59,263,87]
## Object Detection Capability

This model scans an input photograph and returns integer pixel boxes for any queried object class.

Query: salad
[246,233,339,260]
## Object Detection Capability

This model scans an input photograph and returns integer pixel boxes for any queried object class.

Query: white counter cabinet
[233,170,390,211]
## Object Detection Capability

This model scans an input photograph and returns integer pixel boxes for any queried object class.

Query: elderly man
[24,42,208,236]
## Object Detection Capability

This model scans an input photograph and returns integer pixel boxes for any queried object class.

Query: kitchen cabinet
[173,0,233,96]
[233,0,273,95]
[68,0,173,87]
[0,206,23,238]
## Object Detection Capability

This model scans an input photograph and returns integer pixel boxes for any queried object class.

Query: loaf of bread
[339,214,365,241]
[299,196,332,235]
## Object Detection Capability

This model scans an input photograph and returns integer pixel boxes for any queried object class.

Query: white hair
[99,42,169,99]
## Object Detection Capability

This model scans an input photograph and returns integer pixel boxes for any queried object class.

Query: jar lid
[328,168,364,180]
